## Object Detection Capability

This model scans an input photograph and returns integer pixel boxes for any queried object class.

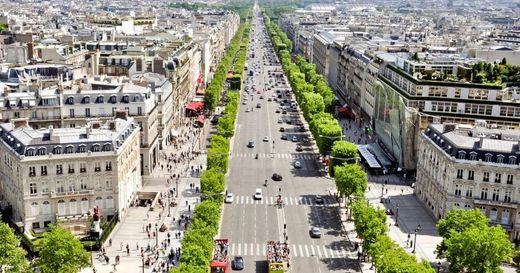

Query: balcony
[473,198,517,209]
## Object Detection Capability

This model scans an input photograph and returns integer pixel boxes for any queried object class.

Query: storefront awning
[196,115,205,125]
[357,145,382,169]
[186,102,204,111]
[196,87,205,95]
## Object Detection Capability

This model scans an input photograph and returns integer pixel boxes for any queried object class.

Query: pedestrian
[115,255,120,265]
[188,205,191,211]
[105,255,110,264]
[120,242,123,251]
[146,212,150,220]
[137,243,139,250]
[109,238,112,247]
[185,200,188,206]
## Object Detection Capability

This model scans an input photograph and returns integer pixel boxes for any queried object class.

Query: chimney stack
[12,118,29,129]
[114,109,128,120]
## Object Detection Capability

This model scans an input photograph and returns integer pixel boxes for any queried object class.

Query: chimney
[2,86,9,97]
[85,124,91,138]
[114,109,128,120]
[92,121,101,129]
[49,125,53,138]
[108,121,116,131]
[479,135,484,149]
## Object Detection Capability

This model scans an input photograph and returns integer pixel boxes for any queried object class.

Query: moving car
[272,173,283,181]
[225,193,234,204]
[242,100,248,105]
[310,227,322,238]
[299,126,306,132]
[254,188,263,200]
[245,108,251,112]
[315,195,324,204]
[302,136,309,143]
[263,136,269,142]
[281,134,288,140]
[232,256,244,270]
[296,145,303,152]
[294,161,301,168]
[279,127,285,132]
[247,140,255,148]
[277,118,283,123]
[292,136,298,142]
[256,103,261,108]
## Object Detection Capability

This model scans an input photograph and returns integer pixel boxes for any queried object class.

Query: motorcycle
[264,179,268,187]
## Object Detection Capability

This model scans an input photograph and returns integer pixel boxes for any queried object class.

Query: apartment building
[0,115,141,232]
[416,122,520,242]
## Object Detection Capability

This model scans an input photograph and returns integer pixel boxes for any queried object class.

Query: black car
[256,103,261,108]
[299,126,306,132]
[232,256,244,270]
[279,127,285,132]
[275,109,280,113]
[272,173,283,181]
[296,145,303,152]
[211,115,220,125]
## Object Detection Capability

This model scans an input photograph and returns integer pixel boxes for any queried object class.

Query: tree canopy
[0,222,28,273]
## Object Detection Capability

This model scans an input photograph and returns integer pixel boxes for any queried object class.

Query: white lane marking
[310,245,316,256]
[257,244,260,256]
[251,244,254,256]
[238,244,241,256]
[316,245,321,257]
[305,245,309,257]
[299,245,303,257]
[292,245,297,257]
[322,246,328,258]
[231,244,235,256]
[244,243,247,256]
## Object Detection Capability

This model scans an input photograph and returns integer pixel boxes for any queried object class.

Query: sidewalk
[81,121,208,273]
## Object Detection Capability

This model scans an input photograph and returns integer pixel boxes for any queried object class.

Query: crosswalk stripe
[329,247,335,257]
[316,245,321,257]
[310,245,315,256]
[257,244,260,256]
[231,244,235,256]
[238,244,241,256]
[244,243,247,256]
[251,244,254,256]
[322,246,328,258]
[270,196,274,205]
[292,245,297,257]
[333,246,340,257]
[299,245,303,257]
[305,245,309,257]
[262,246,266,256]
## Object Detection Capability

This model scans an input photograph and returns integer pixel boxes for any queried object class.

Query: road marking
[316,245,321,257]
[322,246,328,258]
[329,247,335,257]
[298,245,303,257]
[257,244,260,256]
[238,244,241,256]
[244,243,247,256]
[305,245,309,257]
[251,244,254,256]
[333,246,340,257]
[231,244,235,256]
[292,245,297,257]
[270,196,274,205]
[310,245,316,256]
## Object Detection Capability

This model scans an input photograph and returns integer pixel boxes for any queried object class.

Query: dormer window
[26,148,35,156]
[54,146,62,154]
[103,143,112,151]
[458,151,466,160]
[121,95,129,103]
[65,145,74,154]
[37,147,46,156]
[82,96,90,104]
[92,144,100,152]
[133,95,140,102]
[509,156,517,165]
[485,153,493,162]
[78,145,86,153]
[497,154,505,164]
[109,95,117,104]
[66,96,74,105]
[96,95,104,103]
[469,151,478,161]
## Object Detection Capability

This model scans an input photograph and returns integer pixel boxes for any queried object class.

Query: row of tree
[264,17,341,156]
[170,20,251,273]
[204,23,248,111]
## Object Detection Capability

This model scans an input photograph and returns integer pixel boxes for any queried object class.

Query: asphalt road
[218,7,360,273]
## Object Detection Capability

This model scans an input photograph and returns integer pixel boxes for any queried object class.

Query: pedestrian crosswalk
[231,153,317,160]
[230,195,337,206]
[229,242,352,258]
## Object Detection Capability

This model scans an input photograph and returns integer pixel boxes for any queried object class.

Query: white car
[294,161,301,168]
[242,100,248,105]
[277,118,283,123]
[225,193,234,203]
[254,188,263,200]
[263,136,269,142]
[292,136,298,142]
[245,108,251,112]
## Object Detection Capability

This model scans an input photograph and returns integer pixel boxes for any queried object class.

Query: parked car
[272,173,283,181]
[310,227,322,238]
[247,140,255,148]
[254,188,263,200]
[315,195,324,204]
[225,193,234,204]
[232,256,244,270]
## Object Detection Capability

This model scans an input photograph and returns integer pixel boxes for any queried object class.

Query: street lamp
[412,224,421,253]
[168,195,171,217]
[437,261,441,273]
[395,203,399,227]
[141,256,145,273]
[155,223,159,247]
[380,184,385,203]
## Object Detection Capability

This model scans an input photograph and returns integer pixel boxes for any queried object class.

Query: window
[54,146,62,154]
[65,145,74,154]
[94,162,101,172]
[483,172,490,182]
[96,96,104,103]
[40,166,47,176]
[85,108,91,117]
[504,191,512,203]
[490,208,498,221]
[492,189,500,201]
[56,181,64,193]
[481,188,488,200]
[507,174,514,184]
[80,179,88,190]
[83,96,90,104]
[454,185,461,196]
[509,156,517,165]
[56,164,63,174]
[105,161,112,171]
[495,173,502,183]
[105,179,112,189]
[41,182,48,193]
[457,169,463,179]
[30,183,37,194]
[465,187,473,198]
[29,166,36,177]
[32,222,40,229]
[103,144,112,152]
[92,144,100,152]
[78,145,86,153]
[68,164,74,174]
[122,95,129,103]
[458,151,466,159]
[497,155,505,164]
[138,122,143,132]
[485,153,492,162]
[138,106,142,115]
[468,170,474,180]
[66,97,74,104]
[80,163,86,173]
[109,95,117,104]
[69,109,75,118]
[69,181,76,192]
[14,112,20,118]
[37,147,46,155]
[26,148,35,156]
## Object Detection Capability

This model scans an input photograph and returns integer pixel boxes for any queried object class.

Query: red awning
[186,102,204,111]
[338,107,350,113]
[196,115,205,125]
[196,87,205,95]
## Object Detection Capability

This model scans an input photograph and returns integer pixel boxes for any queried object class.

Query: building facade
[0,116,141,232]
[416,122,520,241]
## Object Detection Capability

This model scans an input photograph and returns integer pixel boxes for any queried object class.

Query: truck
[267,240,290,273]
[210,239,229,273]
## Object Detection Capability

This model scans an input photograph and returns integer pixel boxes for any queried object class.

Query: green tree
[206,147,228,173]
[351,199,387,251]
[329,140,358,176]
[36,224,90,273]
[445,225,512,273]
[334,164,367,205]
[193,201,221,229]
[377,247,435,273]
[301,92,324,120]
[436,208,489,256]
[200,169,225,198]
[216,115,235,138]
[0,222,28,273]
